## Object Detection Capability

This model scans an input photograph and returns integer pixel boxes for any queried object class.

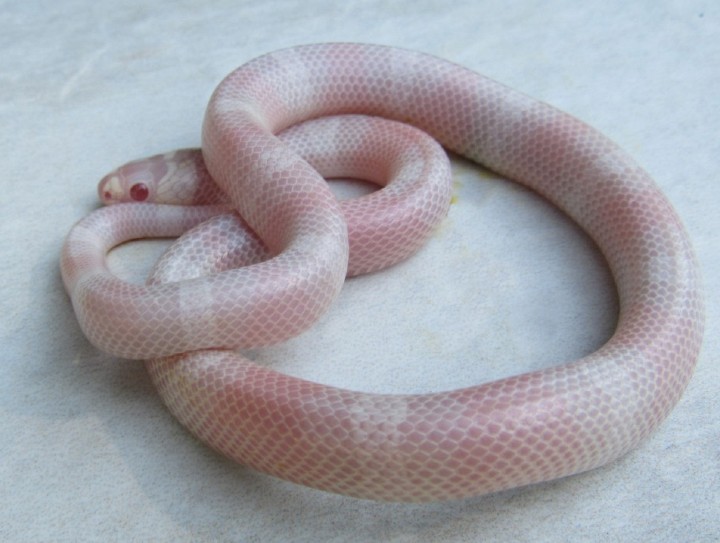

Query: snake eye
[130,183,150,202]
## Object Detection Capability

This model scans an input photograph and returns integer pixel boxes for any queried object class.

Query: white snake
[61,43,704,502]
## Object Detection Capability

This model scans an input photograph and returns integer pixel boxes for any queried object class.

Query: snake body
[61,43,704,502]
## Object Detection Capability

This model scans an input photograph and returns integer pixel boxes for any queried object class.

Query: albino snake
[61,43,704,502]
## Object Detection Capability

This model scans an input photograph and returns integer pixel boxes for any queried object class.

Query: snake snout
[98,173,122,204]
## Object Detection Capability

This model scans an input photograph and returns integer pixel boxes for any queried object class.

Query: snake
[60,43,704,502]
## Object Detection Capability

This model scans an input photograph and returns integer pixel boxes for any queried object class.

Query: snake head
[97,153,174,204]
[98,150,210,205]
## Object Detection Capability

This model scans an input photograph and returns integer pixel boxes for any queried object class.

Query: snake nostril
[130,183,150,202]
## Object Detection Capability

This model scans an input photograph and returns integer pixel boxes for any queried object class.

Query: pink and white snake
[60,43,704,502]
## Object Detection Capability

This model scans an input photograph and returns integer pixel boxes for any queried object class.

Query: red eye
[130,183,150,201]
